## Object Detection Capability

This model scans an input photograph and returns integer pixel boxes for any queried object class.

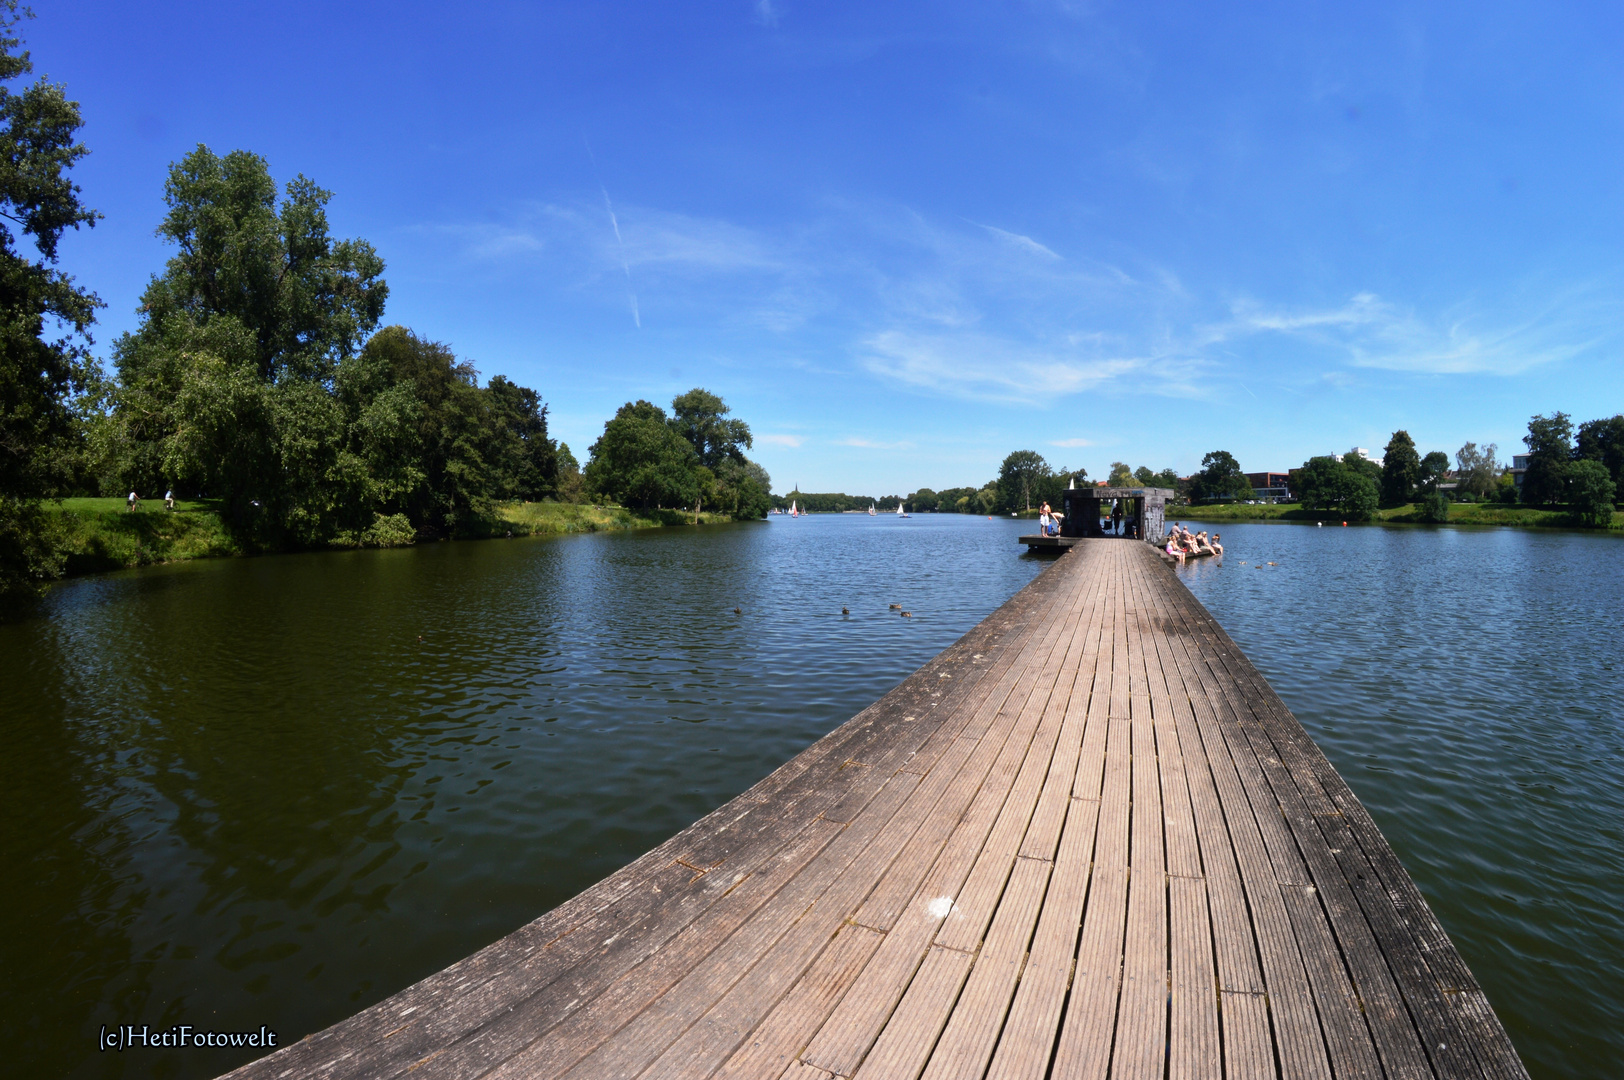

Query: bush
[1569,460,1617,528]
[1417,492,1451,523]
[361,513,417,547]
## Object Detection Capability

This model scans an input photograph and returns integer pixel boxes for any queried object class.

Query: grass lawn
[1175,501,1623,531]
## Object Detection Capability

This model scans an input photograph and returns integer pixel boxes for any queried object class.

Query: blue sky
[32,1,1624,494]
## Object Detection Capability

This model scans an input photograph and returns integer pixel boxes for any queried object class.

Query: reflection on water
[1176,522,1624,1080]
[1,515,1045,1079]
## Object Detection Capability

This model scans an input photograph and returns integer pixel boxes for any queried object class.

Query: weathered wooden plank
[1046,715,1132,1080]
[1167,876,1220,1080]
[850,946,975,1080]
[983,793,1101,1080]
[711,922,885,1080]
[918,857,1051,1080]
[1111,716,1168,1080]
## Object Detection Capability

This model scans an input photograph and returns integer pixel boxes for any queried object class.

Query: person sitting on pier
[1209,532,1224,556]
[1164,533,1186,566]
[1194,530,1215,555]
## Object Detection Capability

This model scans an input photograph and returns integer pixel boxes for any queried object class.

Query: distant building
[1244,471,1292,502]
[1511,454,1530,490]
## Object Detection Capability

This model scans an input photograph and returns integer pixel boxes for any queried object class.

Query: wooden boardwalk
[228,541,1527,1080]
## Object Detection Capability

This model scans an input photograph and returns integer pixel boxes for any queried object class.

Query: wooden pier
[228,541,1526,1080]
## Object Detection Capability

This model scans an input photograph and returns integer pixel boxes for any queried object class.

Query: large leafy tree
[670,388,752,469]
[1418,450,1450,493]
[1380,430,1420,505]
[124,145,387,383]
[1133,465,1180,491]
[997,449,1050,511]
[0,5,102,596]
[1568,460,1616,528]
[1575,414,1624,501]
[584,399,700,510]
[1295,456,1378,520]
[1188,450,1251,503]
[1521,412,1573,507]
[105,147,389,501]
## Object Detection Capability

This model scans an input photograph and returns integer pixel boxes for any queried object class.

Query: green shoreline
[1173,501,1624,531]
[40,499,743,581]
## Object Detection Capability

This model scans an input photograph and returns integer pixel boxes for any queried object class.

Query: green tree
[1107,461,1134,487]
[1188,450,1251,503]
[1296,456,1378,520]
[124,144,386,383]
[0,6,103,596]
[485,374,558,501]
[1521,412,1573,507]
[669,388,752,469]
[1416,492,1450,522]
[1454,442,1499,499]
[1568,459,1616,528]
[997,449,1050,512]
[555,442,583,502]
[1575,415,1624,500]
[1341,447,1382,485]
[584,400,700,509]
[1380,430,1420,505]
[1418,451,1450,493]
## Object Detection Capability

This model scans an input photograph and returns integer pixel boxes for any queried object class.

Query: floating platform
[1017,534,1080,552]
[226,540,1526,1080]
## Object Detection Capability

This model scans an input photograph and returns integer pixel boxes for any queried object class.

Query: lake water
[3,516,1618,1078]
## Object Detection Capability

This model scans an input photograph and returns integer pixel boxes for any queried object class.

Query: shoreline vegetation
[40,498,739,581]
[1176,500,1624,531]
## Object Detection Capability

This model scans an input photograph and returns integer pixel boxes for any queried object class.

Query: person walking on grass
[127,490,140,512]
[164,489,174,511]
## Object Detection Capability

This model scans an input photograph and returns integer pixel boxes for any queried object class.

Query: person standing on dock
[1038,500,1054,536]
[1111,501,1123,535]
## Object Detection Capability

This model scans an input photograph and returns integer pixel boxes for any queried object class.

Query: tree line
[780,453,1182,517]
[1286,416,1621,526]
[0,14,769,599]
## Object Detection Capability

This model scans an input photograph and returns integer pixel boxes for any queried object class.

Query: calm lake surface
[4,516,1618,1078]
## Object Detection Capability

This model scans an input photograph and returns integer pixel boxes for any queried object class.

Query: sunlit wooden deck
[228,540,1527,1080]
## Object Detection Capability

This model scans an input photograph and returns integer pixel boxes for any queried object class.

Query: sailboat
[867,502,876,516]
[790,500,799,517]
[896,501,910,519]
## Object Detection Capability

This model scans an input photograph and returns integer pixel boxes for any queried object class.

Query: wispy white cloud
[758,433,805,447]
[1218,290,1614,375]
[976,223,1062,260]
[754,0,780,27]
[859,330,1172,403]
[1050,437,1095,448]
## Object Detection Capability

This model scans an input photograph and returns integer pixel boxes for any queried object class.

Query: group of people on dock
[1164,522,1221,566]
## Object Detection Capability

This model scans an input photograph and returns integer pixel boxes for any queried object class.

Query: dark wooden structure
[224,541,1527,1080]
[1060,485,1173,541]
[1020,487,1174,552]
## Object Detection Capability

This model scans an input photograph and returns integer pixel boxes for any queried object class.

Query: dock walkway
[230,540,1526,1080]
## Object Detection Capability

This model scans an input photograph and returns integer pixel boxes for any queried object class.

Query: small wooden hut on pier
[1020,485,1175,552]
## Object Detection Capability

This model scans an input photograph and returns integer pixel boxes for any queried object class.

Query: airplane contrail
[601,186,641,328]
[584,137,640,329]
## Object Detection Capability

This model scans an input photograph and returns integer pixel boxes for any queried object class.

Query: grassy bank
[494,501,736,535]
[40,498,744,579]
[1175,501,1624,531]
